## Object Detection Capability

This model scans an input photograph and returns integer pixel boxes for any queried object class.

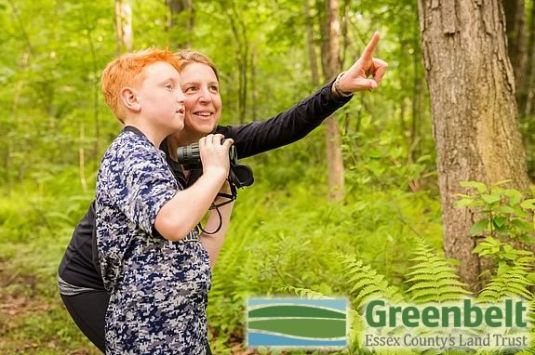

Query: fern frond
[478,264,533,302]
[406,263,456,276]
[407,238,470,303]
[406,271,459,282]
[342,256,404,308]
[283,286,329,299]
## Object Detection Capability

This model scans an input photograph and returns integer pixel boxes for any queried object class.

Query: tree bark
[115,0,133,54]
[81,2,101,170]
[226,5,249,124]
[304,0,320,87]
[523,3,535,176]
[250,46,257,121]
[79,121,88,193]
[524,2,535,116]
[502,0,527,114]
[418,0,531,291]
[410,32,424,164]
[321,0,345,202]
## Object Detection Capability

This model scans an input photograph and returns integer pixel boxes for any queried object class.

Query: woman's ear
[119,87,141,112]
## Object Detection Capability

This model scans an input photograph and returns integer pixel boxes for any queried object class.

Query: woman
[58,33,387,353]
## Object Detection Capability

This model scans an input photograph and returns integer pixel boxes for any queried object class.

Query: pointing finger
[360,32,381,63]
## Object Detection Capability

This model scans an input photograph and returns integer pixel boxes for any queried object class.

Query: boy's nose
[176,88,185,103]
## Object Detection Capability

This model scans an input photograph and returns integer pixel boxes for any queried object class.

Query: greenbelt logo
[366,299,527,327]
[362,298,531,350]
[246,298,348,348]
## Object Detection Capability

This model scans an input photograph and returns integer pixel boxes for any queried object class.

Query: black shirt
[58,80,351,291]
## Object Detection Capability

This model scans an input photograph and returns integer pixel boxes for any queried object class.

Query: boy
[97,49,232,354]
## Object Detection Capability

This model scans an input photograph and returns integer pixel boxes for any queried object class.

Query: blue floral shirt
[95,127,211,354]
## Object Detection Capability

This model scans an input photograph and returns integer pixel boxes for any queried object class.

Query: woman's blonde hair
[175,49,219,81]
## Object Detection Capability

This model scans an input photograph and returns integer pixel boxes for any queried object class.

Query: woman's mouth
[192,111,214,119]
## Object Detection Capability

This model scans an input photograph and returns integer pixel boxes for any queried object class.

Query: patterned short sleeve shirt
[95,127,211,354]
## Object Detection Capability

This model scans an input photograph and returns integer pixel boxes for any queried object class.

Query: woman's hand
[335,32,388,93]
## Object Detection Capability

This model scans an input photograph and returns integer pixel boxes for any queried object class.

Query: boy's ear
[119,87,141,112]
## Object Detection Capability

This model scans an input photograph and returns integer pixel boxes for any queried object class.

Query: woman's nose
[198,87,212,103]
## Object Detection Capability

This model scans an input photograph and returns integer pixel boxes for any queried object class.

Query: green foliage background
[0,0,532,354]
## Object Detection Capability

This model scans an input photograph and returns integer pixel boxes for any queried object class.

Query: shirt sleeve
[104,143,178,235]
[216,79,352,159]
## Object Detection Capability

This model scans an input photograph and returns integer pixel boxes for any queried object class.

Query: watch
[332,72,353,98]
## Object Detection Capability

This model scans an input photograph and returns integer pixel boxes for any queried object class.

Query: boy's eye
[165,84,174,90]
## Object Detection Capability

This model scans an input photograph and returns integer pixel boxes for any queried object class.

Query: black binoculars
[176,142,254,188]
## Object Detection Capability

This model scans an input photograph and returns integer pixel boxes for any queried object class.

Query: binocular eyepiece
[176,142,254,188]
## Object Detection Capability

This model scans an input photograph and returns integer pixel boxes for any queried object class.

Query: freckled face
[179,62,222,139]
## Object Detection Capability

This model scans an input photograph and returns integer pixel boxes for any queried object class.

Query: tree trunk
[115,0,133,54]
[81,2,101,169]
[503,0,527,114]
[321,0,345,202]
[524,1,535,116]
[418,0,531,291]
[250,46,257,121]
[523,3,535,177]
[226,5,248,124]
[79,121,88,193]
[410,32,423,164]
[304,0,320,87]
[167,0,194,48]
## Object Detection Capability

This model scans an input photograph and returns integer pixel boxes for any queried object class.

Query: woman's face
[179,62,222,138]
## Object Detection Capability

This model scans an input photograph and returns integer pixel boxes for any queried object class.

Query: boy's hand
[199,134,233,180]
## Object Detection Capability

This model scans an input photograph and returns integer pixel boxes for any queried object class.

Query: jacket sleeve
[216,79,352,159]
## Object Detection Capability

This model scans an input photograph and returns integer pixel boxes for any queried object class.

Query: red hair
[101,49,182,122]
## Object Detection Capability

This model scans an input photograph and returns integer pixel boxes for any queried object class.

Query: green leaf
[469,219,488,236]
[416,155,431,163]
[520,198,535,210]
[460,181,487,193]
[495,206,516,214]
[526,272,535,284]
[473,243,486,254]
[511,218,532,232]
[503,189,523,205]
[492,216,506,228]
[455,198,474,208]
[518,234,535,244]
[369,150,382,159]
[481,193,501,204]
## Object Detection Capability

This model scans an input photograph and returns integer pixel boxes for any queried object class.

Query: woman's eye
[210,86,219,93]
[184,87,197,94]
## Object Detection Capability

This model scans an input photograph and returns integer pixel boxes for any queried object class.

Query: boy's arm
[155,134,232,241]
[155,171,226,241]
